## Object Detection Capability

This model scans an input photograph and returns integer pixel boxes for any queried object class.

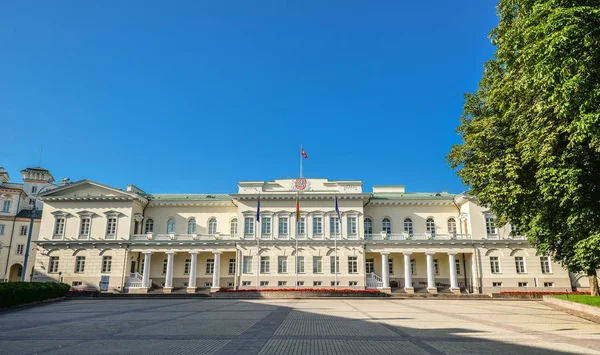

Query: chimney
[61,177,71,186]
[0,167,9,185]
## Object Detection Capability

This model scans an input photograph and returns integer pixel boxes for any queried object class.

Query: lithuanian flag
[296,192,300,219]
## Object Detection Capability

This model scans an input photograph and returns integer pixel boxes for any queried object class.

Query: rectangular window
[260,281,269,286]
[0,224,4,235]
[433,259,439,275]
[330,256,339,274]
[15,244,24,255]
[297,256,305,273]
[184,258,191,275]
[485,216,497,235]
[544,282,554,287]
[330,281,340,286]
[492,282,503,287]
[260,256,270,273]
[71,281,82,286]
[347,217,357,234]
[540,257,551,274]
[278,256,288,273]
[515,257,526,274]
[205,282,213,287]
[244,217,254,235]
[261,217,272,235]
[102,256,112,273]
[31,186,38,194]
[228,258,236,275]
[278,217,288,235]
[297,217,305,234]
[329,217,340,235]
[313,256,322,273]
[313,281,322,286]
[79,218,91,238]
[242,281,251,286]
[348,256,358,273]
[2,200,11,212]
[313,217,323,234]
[388,258,394,275]
[20,225,28,236]
[518,282,528,287]
[206,259,215,274]
[456,259,461,275]
[297,281,304,286]
[106,217,117,238]
[49,256,59,273]
[490,257,500,274]
[29,198,34,205]
[243,256,253,274]
[411,259,416,275]
[162,259,168,274]
[366,258,374,274]
[278,281,287,286]
[349,281,358,286]
[230,220,238,236]
[75,256,86,273]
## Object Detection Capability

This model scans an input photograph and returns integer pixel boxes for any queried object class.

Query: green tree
[448,0,600,296]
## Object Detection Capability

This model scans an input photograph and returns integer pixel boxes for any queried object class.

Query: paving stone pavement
[1,298,600,354]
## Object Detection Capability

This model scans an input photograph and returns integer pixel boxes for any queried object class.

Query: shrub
[499,291,591,295]
[0,282,71,308]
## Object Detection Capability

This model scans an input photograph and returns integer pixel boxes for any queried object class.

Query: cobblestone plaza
[1,299,599,354]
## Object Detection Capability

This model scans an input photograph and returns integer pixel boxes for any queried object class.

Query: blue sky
[1,1,498,194]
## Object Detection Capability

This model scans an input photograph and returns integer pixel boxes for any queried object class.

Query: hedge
[0,282,71,308]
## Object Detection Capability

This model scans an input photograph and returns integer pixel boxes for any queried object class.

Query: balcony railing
[364,233,472,241]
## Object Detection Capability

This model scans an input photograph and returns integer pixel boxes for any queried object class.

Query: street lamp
[21,183,56,282]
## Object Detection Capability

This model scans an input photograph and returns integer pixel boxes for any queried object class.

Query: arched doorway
[8,264,23,282]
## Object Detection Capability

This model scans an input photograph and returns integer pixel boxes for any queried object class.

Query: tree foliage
[448,0,600,295]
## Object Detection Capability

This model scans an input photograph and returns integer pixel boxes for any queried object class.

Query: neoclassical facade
[32,178,581,294]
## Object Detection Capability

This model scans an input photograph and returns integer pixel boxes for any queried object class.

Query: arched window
[382,218,391,234]
[208,218,217,235]
[166,218,176,234]
[426,217,436,236]
[403,218,413,235]
[187,218,196,234]
[364,218,373,235]
[144,219,154,234]
[230,218,238,236]
[447,218,457,234]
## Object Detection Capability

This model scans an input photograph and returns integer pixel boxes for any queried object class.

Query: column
[380,252,390,290]
[163,251,175,293]
[448,252,460,294]
[211,251,222,292]
[426,252,437,293]
[141,252,152,290]
[187,251,198,293]
[403,252,414,294]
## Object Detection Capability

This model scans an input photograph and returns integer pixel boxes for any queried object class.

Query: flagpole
[256,193,261,290]
[295,192,299,289]
[334,194,338,290]
[300,144,303,178]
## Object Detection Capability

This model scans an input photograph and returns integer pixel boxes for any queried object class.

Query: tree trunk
[588,269,599,297]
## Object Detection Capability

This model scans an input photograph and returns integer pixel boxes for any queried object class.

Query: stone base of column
[210,287,221,293]
[427,287,438,294]
[404,287,415,294]
[186,287,197,294]
[128,287,150,294]
[379,287,392,294]
[450,287,461,294]
[163,287,173,294]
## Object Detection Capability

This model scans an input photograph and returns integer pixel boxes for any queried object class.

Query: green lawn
[553,295,600,307]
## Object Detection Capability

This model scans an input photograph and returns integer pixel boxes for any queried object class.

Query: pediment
[40,180,145,202]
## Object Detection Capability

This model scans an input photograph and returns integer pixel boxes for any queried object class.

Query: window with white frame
[162,259,168,274]
[366,258,374,273]
[349,281,358,286]
[20,225,28,236]
[515,256,526,273]
[297,281,304,286]
[54,217,65,237]
[205,282,213,287]
[144,219,154,234]
[242,256,253,273]
[16,244,24,255]
[313,281,322,286]
[364,217,373,235]
[485,216,497,235]
[228,258,236,274]
[102,256,112,273]
[31,186,38,194]
[29,198,34,205]
[313,217,323,234]
[72,281,82,286]
[426,217,436,236]
[208,218,217,235]
[388,258,393,275]
[166,218,176,233]
[510,224,519,236]
[540,257,551,274]
[75,256,85,273]
[244,217,254,235]
[49,256,59,273]
[404,218,414,235]
[456,258,461,275]
[2,200,11,212]
[518,282,528,287]
[261,217,271,235]
[187,218,196,234]
[260,256,270,273]
[382,218,391,233]
[106,217,117,238]
[278,256,288,273]
[410,259,416,275]
[297,256,305,273]
[79,217,91,238]
[242,281,251,286]
[433,259,439,275]
[330,256,339,274]
[183,258,191,275]
[260,281,269,286]
[230,218,238,236]
[313,256,322,273]
[348,256,358,273]
[447,218,457,234]
[490,256,500,273]
[492,282,503,287]
[347,217,357,235]
[297,217,306,234]
[331,281,340,286]
[206,258,215,274]
[544,282,554,287]
[278,217,288,235]
[330,216,340,235]
[278,281,287,286]
[0,224,4,235]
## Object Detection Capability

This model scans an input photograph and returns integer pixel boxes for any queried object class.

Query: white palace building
[30,177,583,294]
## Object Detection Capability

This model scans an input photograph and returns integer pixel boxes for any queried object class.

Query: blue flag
[256,194,261,222]
[335,195,341,220]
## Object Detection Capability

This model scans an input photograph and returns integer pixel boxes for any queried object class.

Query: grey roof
[149,194,231,201]
[17,209,42,219]
[371,192,456,200]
